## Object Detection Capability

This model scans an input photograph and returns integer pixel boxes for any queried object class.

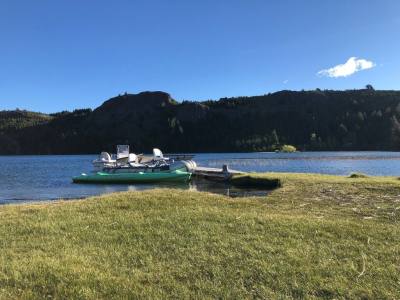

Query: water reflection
[0,179,269,204]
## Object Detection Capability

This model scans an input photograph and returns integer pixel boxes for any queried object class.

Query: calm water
[1,151,400,204]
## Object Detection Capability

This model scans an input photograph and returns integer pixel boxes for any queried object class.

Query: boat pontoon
[73,145,195,184]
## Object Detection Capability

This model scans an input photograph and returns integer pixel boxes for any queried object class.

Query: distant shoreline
[1,149,400,157]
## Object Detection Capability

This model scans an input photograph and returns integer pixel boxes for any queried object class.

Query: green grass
[0,173,399,299]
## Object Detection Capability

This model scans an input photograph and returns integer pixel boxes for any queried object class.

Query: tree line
[1,89,400,154]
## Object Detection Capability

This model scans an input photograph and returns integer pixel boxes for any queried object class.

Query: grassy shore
[0,173,399,299]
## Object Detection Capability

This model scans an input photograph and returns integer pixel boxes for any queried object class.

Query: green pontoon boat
[73,146,195,184]
[73,170,191,184]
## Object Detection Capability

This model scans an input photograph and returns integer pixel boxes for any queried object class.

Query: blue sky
[0,0,399,112]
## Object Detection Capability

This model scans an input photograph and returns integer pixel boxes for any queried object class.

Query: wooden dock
[193,165,243,181]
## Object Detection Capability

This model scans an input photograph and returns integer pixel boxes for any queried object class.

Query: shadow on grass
[230,174,282,189]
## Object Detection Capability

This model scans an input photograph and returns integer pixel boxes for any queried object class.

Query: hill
[0,110,53,153]
[0,110,52,131]
[1,89,400,154]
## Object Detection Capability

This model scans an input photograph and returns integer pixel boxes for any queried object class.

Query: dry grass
[0,172,399,299]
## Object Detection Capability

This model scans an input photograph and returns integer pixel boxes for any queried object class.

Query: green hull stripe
[73,170,191,183]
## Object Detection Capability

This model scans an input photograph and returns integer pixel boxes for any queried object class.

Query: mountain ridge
[1,89,400,154]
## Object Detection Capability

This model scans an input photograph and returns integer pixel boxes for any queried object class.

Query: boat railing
[165,154,195,161]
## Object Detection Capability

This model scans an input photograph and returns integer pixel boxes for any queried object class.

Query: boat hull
[73,170,191,184]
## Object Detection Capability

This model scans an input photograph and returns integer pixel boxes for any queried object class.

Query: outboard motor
[172,160,197,172]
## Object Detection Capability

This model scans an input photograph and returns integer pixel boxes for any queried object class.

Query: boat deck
[193,165,244,180]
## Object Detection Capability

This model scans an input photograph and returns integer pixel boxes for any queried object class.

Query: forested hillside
[1,89,400,154]
[0,110,52,131]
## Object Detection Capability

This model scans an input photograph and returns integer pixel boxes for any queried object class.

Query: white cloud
[317,57,375,78]
[283,79,289,84]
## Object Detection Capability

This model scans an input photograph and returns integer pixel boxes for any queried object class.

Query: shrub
[348,172,369,178]
[280,144,297,153]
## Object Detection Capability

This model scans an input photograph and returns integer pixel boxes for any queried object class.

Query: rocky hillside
[1,89,400,154]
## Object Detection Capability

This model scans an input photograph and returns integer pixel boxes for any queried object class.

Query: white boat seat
[153,148,163,160]
[128,153,138,163]
[100,152,112,162]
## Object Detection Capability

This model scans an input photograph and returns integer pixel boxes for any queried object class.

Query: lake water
[1,151,400,204]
